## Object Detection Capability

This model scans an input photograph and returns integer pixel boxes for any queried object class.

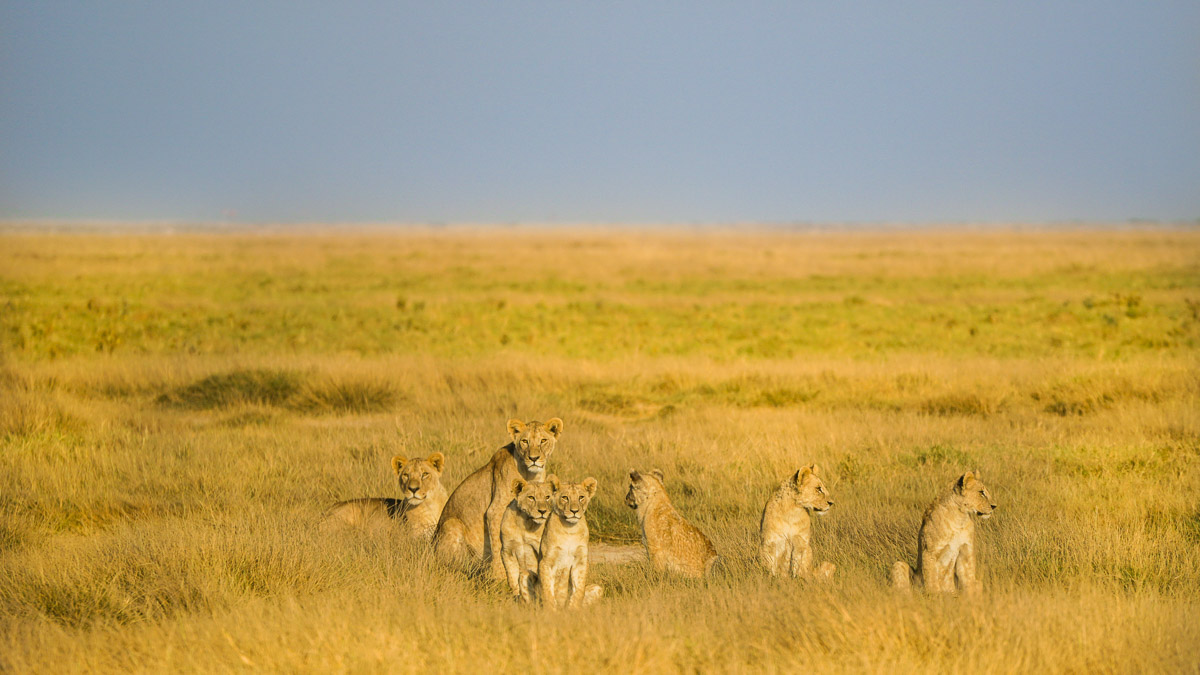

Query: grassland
[1,227,1198,673]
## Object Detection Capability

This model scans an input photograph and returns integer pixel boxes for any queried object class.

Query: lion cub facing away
[323,453,448,543]
[538,477,603,609]
[891,471,997,595]
[499,475,559,604]
[625,469,719,579]
[760,464,836,580]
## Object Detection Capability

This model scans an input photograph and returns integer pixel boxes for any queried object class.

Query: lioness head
[791,464,834,515]
[625,468,666,510]
[391,453,445,506]
[954,471,997,519]
[507,418,564,477]
[511,475,560,524]
[553,477,597,524]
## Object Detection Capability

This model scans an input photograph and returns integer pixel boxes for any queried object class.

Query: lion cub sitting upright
[625,469,719,579]
[499,475,558,604]
[539,477,603,609]
[891,471,998,595]
[323,453,448,543]
[759,464,836,580]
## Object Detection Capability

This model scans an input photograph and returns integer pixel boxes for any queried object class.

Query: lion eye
[539,438,547,445]
[422,472,429,479]
[520,439,528,447]
[979,490,986,496]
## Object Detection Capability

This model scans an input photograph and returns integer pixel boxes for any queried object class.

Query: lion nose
[406,483,420,493]
[990,504,998,510]
[827,500,834,507]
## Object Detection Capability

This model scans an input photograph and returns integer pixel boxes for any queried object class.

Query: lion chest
[936,528,972,568]
[502,511,544,556]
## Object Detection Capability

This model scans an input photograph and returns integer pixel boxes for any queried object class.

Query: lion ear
[795,466,813,484]
[511,478,527,497]
[545,417,564,438]
[582,477,598,497]
[629,469,642,482]
[810,463,821,476]
[507,418,525,438]
[391,455,407,475]
[427,452,445,472]
[650,469,665,483]
[955,471,974,493]
[546,474,561,492]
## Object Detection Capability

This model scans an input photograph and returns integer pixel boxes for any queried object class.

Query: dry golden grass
[1,227,1198,672]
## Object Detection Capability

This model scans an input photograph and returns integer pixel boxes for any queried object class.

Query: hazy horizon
[3,2,1198,224]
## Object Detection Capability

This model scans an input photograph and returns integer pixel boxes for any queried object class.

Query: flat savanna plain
[1,227,1198,673]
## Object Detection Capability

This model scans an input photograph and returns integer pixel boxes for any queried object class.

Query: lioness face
[507,418,564,475]
[554,478,597,524]
[793,465,833,515]
[512,475,559,524]
[955,471,998,519]
[625,469,665,510]
[392,453,445,506]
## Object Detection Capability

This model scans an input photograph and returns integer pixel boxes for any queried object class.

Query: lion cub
[625,469,719,579]
[759,464,836,580]
[323,453,448,543]
[538,477,603,609]
[499,475,559,604]
[891,471,998,595]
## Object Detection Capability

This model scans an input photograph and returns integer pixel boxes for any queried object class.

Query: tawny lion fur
[322,453,448,542]
[434,418,563,579]
[891,471,997,595]
[625,469,719,579]
[499,475,559,604]
[759,464,836,580]
[538,477,602,609]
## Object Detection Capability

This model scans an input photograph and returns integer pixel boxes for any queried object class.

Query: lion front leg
[955,542,981,596]
[787,537,813,579]
[567,552,589,609]
[921,545,956,593]
[519,569,538,605]
[482,500,507,581]
[759,536,788,577]
[538,556,559,609]
[500,547,522,599]
[517,545,539,604]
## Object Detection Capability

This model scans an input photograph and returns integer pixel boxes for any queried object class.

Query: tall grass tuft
[157,369,302,410]
[288,378,400,414]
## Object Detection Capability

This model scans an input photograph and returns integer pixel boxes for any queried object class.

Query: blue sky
[1,2,1197,224]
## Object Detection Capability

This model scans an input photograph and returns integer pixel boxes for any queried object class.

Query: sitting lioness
[891,471,998,595]
[625,469,719,578]
[323,453,447,542]
[759,464,836,580]
[434,418,563,579]
[539,477,602,609]
[500,475,559,604]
